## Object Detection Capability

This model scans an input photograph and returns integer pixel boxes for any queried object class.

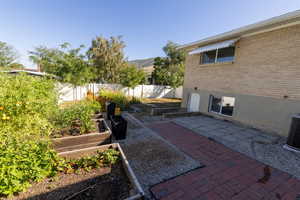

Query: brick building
[180,10,300,136]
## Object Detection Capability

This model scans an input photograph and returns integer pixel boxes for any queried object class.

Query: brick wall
[183,24,300,100]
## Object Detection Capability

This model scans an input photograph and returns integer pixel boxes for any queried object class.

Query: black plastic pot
[286,114,300,150]
[106,102,116,120]
[111,116,127,140]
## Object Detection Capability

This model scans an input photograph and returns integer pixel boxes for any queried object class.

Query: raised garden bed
[131,101,182,116]
[10,143,144,200]
[150,106,182,115]
[52,119,112,152]
[92,113,103,120]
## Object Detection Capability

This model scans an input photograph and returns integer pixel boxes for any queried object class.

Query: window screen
[217,47,235,63]
[202,50,217,64]
[200,46,235,64]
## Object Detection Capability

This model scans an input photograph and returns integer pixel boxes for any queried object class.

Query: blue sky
[0,0,299,68]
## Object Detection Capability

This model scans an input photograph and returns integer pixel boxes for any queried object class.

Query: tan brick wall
[183,25,300,100]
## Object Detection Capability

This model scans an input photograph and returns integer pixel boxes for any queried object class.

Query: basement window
[201,46,235,64]
[209,95,235,116]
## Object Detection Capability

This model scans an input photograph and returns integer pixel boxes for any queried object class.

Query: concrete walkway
[148,122,300,200]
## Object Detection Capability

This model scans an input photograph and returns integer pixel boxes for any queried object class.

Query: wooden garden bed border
[58,143,145,200]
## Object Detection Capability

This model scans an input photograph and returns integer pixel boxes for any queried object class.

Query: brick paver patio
[148,122,300,200]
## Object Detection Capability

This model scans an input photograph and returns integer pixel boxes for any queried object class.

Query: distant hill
[129,58,155,68]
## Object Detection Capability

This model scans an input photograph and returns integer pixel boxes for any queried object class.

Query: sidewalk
[148,122,300,200]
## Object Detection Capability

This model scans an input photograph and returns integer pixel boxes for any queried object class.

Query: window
[209,95,235,116]
[210,96,221,113]
[201,46,235,64]
[217,47,235,63]
[221,97,235,116]
[202,50,217,64]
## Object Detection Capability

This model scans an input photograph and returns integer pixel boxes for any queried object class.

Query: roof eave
[178,10,300,50]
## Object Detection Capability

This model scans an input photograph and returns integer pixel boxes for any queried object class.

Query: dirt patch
[52,121,98,138]
[120,126,201,198]
[124,139,183,171]
[10,161,131,200]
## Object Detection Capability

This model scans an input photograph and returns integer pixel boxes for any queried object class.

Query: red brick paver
[148,122,300,200]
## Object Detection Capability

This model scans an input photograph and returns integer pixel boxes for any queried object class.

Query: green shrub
[53,100,101,135]
[0,73,58,121]
[85,99,102,113]
[0,73,60,196]
[98,89,129,110]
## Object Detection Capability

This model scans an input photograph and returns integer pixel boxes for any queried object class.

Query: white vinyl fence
[58,83,182,102]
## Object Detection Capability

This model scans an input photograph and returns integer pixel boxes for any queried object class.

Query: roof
[1,70,58,79]
[179,10,300,49]
[3,70,46,76]
[129,58,155,68]
[22,68,40,72]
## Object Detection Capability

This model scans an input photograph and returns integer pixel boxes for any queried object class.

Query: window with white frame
[209,95,235,116]
[201,46,235,64]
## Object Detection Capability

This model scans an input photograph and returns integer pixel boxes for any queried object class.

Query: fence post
[141,84,144,98]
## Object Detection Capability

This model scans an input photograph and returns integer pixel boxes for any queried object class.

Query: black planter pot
[286,114,300,150]
[106,102,116,120]
[111,116,127,140]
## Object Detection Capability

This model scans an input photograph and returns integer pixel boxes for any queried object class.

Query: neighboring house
[129,58,155,84]
[179,10,300,137]
[2,69,57,78]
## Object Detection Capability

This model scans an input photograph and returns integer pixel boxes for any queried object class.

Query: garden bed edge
[58,143,145,200]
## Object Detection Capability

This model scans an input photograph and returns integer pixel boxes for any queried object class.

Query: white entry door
[188,93,200,112]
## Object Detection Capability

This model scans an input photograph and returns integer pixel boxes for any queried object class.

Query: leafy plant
[0,73,116,198]
[53,100,101,136]
[29,43,93,87]
[100,149,120,165]
[59,149,120,173]
[153,41,186,88]
[0,73,60,196]
[98,89,129,110]
[97,89,142,110]
[0,140,60,196]
[119,64,146,91]
[0,41,22,68]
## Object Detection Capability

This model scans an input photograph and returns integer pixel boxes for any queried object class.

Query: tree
[120,64,146,92]
[153,41,186,88]
[0,41,21,68]
[87,36,127,83]
[29,43,93,86]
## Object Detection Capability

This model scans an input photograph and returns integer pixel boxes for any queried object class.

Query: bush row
[97,89,141,111]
